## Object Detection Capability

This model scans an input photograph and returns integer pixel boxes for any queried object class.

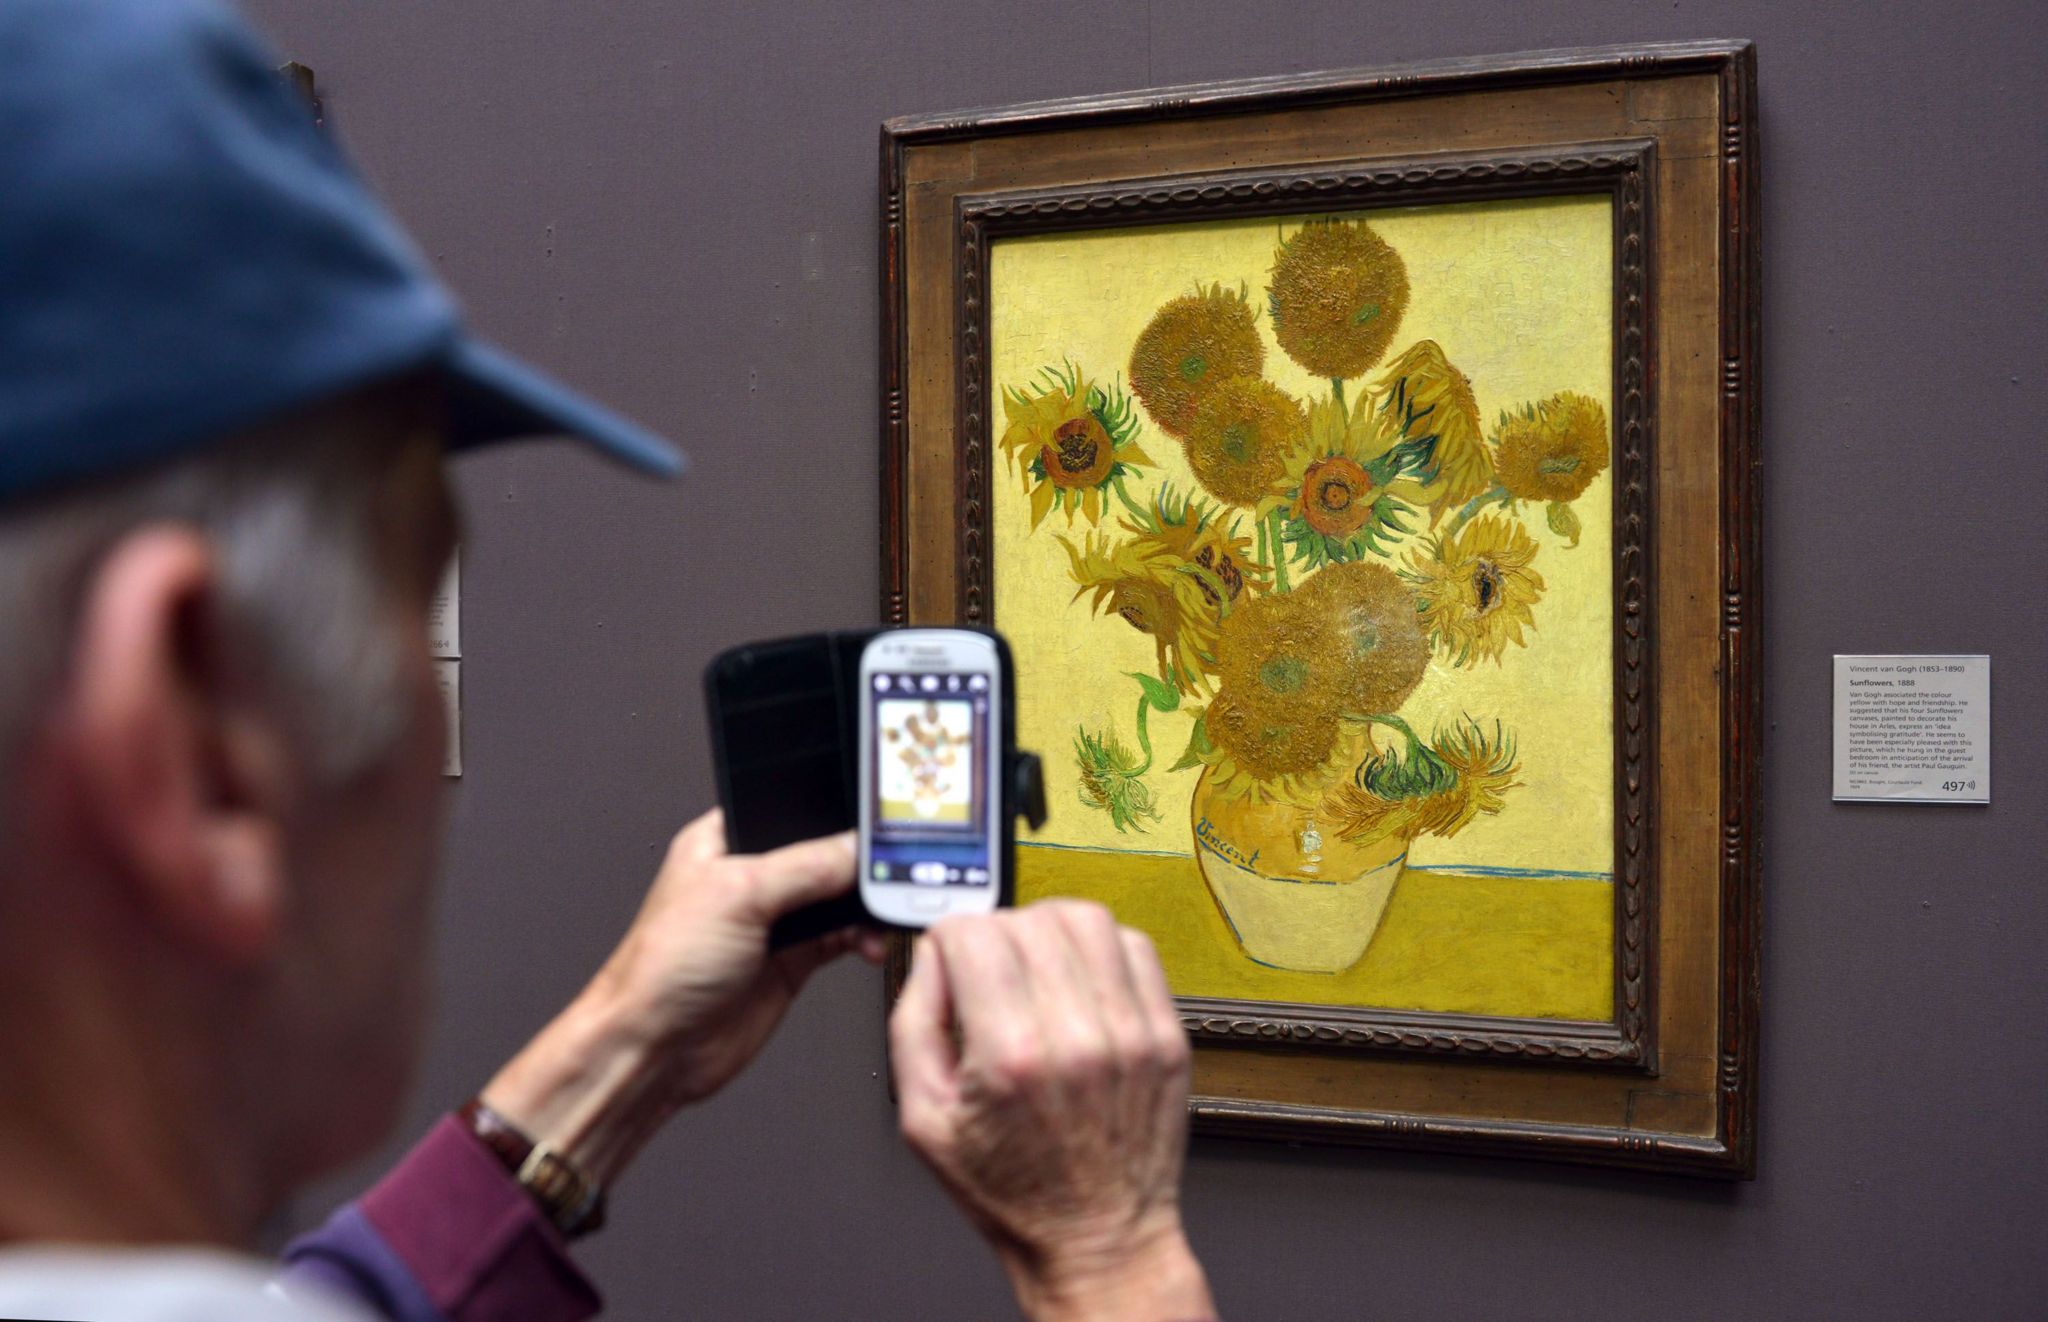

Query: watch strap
[456,1098,607,1239]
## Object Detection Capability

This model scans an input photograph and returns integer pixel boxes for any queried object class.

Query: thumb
[740,831,857,922]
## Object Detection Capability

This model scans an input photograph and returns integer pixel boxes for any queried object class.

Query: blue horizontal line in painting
[1017,840,1613,883]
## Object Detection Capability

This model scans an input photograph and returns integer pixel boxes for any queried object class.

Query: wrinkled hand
[890,901,1213,1322]
[485,808,883,1185]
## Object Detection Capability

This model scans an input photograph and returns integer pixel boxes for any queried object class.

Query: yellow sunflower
[1297,560,1429,716]
[1128,284,1264,440]
[1182,376,1307,509]
[1264,394,1428,566]
[1267,219,1410,380]
[1494,390,1610,504]
[1195,588,1353,792]
[1403,513,1545,666]
[1202,689,1341,787]
[1371,340,1493,521]
[997,362,1156,529]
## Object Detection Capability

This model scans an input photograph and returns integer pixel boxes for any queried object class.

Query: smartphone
[858,629,1005,926]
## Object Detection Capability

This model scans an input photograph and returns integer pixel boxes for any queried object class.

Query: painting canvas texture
[992,196,1616,1022]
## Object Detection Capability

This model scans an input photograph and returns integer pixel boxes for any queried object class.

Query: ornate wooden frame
[880,40,1760,1176]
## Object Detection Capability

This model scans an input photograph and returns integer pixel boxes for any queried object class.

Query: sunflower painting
[991,195,1617,1020]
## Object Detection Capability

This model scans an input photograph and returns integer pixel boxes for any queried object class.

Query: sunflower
[1402,514,1545,666]
[1266,394,1429,567]
[1191,587,1353,793]
[1182,376,1307,509]
[1128,284,1264,440]
[1371,340,1493,521]
[1202,689,1341,786]
[1074,726,1160,833]
[997,362,1156,528]
[1327,718,1520,846]
[1297,560,1429,716]
[1060,487,1265,696]
[1494,390,1609,504]
[1267,219,1410,380]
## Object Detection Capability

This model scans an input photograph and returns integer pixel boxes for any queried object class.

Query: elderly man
[0,1,1216,1319]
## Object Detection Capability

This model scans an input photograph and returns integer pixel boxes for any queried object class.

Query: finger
[1011,902,1113,1056]
[925,914,1034,1058]
[739,830,857,921]
[1050,901,1146,1053]
[1119,926,1189,1068]
[888,935,959,1102]
[856,930,891,965]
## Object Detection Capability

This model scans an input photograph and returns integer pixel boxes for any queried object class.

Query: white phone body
[858,629,1003,927]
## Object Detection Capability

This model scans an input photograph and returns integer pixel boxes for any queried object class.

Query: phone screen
[866,670,994,886]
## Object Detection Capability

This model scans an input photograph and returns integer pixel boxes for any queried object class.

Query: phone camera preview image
[868,672,994,886]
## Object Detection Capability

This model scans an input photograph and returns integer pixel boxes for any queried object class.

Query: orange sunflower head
[1267,219,1410,380]
[1128,283,1264,440]
[1296,454,1375,538]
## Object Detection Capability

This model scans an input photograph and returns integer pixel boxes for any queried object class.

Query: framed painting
[881,40,1761,1176]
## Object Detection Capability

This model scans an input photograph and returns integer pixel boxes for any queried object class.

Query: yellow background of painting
[990,196,1615,1017]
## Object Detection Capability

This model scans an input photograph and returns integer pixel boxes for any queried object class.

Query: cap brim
[439,337,685,477]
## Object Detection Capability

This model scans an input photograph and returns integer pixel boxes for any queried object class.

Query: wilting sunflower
[997,361,1156,529]
[1128,283,1264,440]
[1403,513,1545,666]
[1328,718,1520,846]
[1297,560,1430,716]
[1182,376,1307,509]
[1494,390,1610,504]
[1061,489,1267,698]
[1074,726,1161,833]
[1267,219,1410,380]
[1371,340,1493,522]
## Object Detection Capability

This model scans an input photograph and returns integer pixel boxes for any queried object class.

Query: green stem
[1364,712,1425,753]
[1268,508,1291,593]
[1132,692,1156,776]
[1255,514,1269,576]
[1111,473,1152,525]
[1441,484,1510,540]
[1331,377,1347,413]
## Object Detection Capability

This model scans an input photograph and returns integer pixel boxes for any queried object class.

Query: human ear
[60,526,294,967]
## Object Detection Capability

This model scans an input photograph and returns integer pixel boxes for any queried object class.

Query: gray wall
[246,2,2048,1317]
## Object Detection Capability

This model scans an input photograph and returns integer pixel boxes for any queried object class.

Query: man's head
[0,0,678,1237]
[0,379,459,1222]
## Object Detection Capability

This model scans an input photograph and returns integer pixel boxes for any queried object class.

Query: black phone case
[703,628,1023,950]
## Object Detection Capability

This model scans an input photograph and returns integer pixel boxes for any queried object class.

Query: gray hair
[0,411,419,818]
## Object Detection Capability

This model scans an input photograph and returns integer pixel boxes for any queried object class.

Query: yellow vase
[1189,763,1407,974]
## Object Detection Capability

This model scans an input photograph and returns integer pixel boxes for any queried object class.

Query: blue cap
[0,0,684,506]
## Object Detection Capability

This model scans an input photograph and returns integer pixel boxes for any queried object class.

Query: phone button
[908,892,948,913]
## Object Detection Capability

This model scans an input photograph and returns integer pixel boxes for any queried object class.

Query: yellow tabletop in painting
[1016,844,1614,1022]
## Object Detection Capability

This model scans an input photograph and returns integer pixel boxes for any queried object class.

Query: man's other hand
[890,902,1215,1322]
[483,809,882,1186]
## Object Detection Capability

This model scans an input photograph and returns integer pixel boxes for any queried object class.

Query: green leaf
[1128,670,1180,713]
[1169,714,1214,772]
[1545,500,1582,548]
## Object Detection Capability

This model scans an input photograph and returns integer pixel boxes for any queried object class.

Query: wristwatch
[456,1098,607,1239]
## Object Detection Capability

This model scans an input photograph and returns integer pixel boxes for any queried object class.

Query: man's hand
[890,902,1215,1322]
[482,808,882,1186]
